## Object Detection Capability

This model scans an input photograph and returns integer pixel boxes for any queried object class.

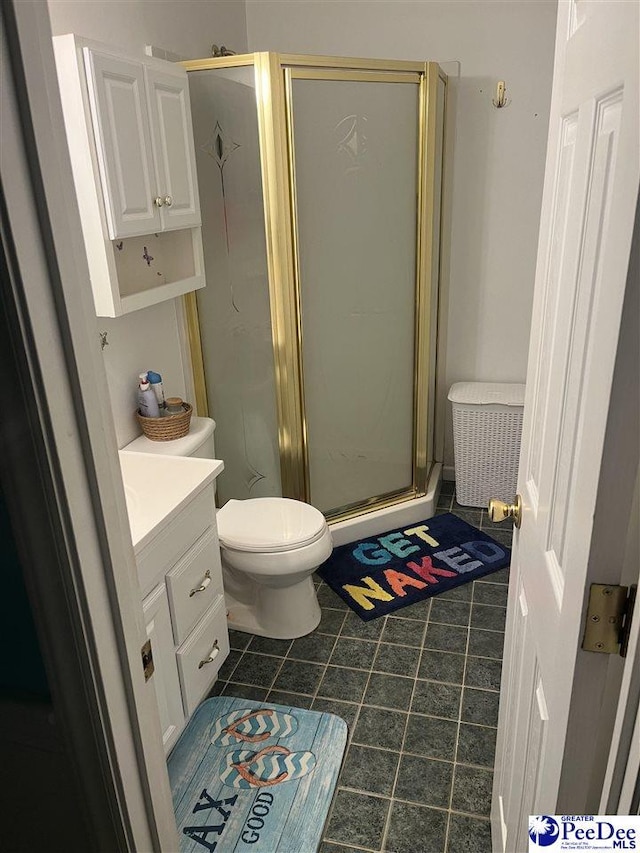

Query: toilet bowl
[217,497,332,638]
[122,416,332,639]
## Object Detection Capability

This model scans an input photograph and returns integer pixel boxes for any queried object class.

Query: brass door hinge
[141,639,154,681]
[582,584,637,657]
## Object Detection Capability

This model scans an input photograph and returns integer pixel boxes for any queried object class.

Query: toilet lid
[216,498,328,553]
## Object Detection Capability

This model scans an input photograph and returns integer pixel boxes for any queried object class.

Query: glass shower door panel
[291,78,419,514]
[189,68,282,504]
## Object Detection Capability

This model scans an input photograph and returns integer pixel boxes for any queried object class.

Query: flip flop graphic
[220,745,317,789]
[211,708,298,746]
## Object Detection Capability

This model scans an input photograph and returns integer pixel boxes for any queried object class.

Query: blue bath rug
[168,696,347,853]
[317,512,510,621]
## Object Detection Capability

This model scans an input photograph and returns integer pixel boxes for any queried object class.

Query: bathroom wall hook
[211,44,236,57]
[492,80,510,109]
[99,331,109,350]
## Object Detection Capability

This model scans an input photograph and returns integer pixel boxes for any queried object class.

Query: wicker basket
[136,403,193,442]
[448,383,525,508]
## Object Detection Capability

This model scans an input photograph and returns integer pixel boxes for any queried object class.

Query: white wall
[47,0,248,447]
[246,0,557,471]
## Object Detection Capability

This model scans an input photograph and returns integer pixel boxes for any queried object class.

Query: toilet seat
[217,497,328,554]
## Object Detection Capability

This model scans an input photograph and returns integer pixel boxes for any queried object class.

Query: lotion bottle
[138,373,160,418]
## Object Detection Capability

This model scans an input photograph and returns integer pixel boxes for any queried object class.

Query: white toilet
[123,416,332,639]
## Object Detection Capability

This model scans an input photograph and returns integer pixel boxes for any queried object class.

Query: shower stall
[183,52,446,539]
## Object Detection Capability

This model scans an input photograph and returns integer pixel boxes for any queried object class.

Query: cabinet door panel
[176,596,230,717]
[83,49,161,238]
[145,67,201,230]
[166,527,224,646]
[143,583,185,754]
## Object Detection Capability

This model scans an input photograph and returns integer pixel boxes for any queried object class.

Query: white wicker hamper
[448,382,526,508]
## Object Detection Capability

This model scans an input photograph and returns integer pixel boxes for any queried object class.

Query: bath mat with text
[168,696,347,853]
[317,512,510,621]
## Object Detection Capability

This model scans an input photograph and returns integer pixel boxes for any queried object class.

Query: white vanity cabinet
[120,452,228,756]
[53,34,205,317]
[140,521,230,755]
[142,583,184,754]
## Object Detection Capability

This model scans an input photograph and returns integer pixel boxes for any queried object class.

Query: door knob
[153,196,164,207]
[164,195,173,207]
[488,494,522,528]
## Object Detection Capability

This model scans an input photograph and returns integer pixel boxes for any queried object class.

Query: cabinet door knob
[198,639,220,669]
[154,196,164,207]
[189,569,211,597]
[164,195,173,207]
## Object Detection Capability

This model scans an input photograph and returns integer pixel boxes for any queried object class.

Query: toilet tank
[123,416,216,459]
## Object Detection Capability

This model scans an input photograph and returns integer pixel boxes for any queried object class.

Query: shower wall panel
[189,68,282,504]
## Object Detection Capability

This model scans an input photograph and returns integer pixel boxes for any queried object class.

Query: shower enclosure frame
[182,52,447,523]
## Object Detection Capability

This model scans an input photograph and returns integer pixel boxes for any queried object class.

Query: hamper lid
[447,382,525,407]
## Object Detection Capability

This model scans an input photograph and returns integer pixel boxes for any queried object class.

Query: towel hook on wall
[492,80,510,109]
[211,44,236,57]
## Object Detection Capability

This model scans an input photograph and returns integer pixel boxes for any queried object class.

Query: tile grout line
[307,612,347,708]
[236,625,506,658]
[320,612,391,849]
[444,574,476,853]
[227,647,504,675]
[219,673,501,729]
[334,785,494,821]
[304,609,348,848]
[378,599,431,852]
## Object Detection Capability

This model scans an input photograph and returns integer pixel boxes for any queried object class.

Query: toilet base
[224,576,321,640]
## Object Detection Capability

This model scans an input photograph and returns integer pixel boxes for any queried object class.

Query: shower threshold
[328,463,442,547]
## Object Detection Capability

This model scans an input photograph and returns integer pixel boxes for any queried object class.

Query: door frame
[1,2,178,848]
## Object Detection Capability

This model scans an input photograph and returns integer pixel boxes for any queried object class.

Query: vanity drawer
[136,484,214,598]
[176,596,230,717]
[166,527,223,645]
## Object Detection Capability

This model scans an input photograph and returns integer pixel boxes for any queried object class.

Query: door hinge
[141,639,154,681]
[582,584,637,657]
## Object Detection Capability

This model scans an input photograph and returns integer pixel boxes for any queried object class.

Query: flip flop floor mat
[168,697,347,853]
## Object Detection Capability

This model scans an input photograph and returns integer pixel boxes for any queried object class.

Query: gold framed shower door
[183,53,446,522]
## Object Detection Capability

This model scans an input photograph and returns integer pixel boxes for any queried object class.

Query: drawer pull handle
[190,570,211,597]
[198,640,220,669]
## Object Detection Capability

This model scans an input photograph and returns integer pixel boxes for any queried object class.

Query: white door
[145,67,202,231]
[83,49,161,238]
[492,1,639,850]
[143,583,185,755]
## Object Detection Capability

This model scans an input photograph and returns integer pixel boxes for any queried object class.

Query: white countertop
[119,451,224,552]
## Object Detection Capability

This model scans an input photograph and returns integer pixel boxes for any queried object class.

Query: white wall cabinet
[83,50,161,239]
[53,34,205,317]
[145,67,201,232]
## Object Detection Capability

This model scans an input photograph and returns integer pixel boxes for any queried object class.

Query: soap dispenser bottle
[147,370,165,410]
[137,373,160,418]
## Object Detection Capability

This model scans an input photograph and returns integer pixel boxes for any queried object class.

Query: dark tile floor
[210,483,512,853]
